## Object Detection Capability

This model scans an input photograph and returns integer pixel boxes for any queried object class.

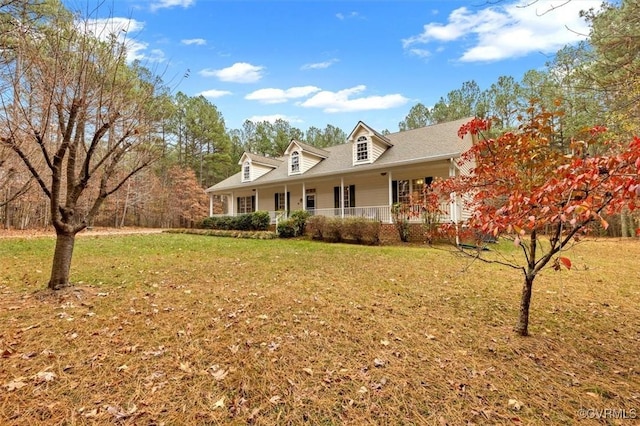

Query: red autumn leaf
[558,257,572,270]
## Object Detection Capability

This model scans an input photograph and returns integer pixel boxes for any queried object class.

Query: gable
[238,152,282,182]
[284,140,329,176]
[348,122,392,166]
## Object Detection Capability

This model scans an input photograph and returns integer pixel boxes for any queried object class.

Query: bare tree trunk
[515,274,534,336]
[119,181,130,228]
[48,230,76,290]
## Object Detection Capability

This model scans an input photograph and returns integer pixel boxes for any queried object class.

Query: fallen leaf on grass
[212,397,225,409]
[508,399,524,411]
[4,379,27,391]
[269,395,281,404]
[105,404,137,420]
[302,368,313,376]
[380,339,390,346]
[374,358,386,368]
[179,362,193,374]
[209,365,228,381]
[33,371,57,383]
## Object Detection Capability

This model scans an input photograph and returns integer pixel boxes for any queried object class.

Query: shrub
[306,216,325,239]
[198,211,271,232]
[251,211,271,231]
[324,218,343,242]
[277,219,297,238]
[391,203,410,242]
[289,210,311,236]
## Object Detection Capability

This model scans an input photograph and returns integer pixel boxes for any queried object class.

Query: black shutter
[237,197,240,213]
[334,186,340,208]
[286,192,291,212]
[425,176,433,186]
[251,195,256,212]
[349,185,355,207]
[392,180,398,204]
[274,193,279,210]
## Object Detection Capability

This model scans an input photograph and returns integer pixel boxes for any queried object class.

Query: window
[334,185,356,208]
[237,196,253,214]
[397,180,410,204]
[356,136,369,161]
[242,161,250,181]
[412,178,424,200]
[290,151,300,173]
[275,192,286,211]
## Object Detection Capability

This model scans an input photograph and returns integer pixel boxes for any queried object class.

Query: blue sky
[67,0,603,133]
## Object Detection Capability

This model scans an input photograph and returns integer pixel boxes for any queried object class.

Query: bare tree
[0,3,166,289]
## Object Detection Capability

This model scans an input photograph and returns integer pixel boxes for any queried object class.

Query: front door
[306,193,315,211]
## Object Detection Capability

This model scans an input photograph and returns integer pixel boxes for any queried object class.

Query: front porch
[209,201,456,225]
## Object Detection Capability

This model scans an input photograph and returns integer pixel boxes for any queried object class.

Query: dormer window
[242,161,251,181]
[356,136,369,161]
[291,151,300,173]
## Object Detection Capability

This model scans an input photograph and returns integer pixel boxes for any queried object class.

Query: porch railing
[213,202,455,224]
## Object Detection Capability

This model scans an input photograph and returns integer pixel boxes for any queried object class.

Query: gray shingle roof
[289,140,330,158]
[208,117,473,193]
[242,152,283,167]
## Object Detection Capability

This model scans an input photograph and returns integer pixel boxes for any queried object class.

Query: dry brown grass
[1,234,639,425]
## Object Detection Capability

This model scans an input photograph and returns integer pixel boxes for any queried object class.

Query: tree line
[0,0,638,236]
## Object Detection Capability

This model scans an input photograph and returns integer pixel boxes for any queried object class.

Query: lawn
[1,233,639,425]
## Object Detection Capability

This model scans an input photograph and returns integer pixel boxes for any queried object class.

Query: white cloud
[403,0,603,62]
[247,114,303,124]
[299,85,408,113]
[182,38,206,46]
[82,18,165,63]
[199,62,264,83]
[150,0,194,12]
[336,11,360,20]
[245,86,321,104]
[301,59,339,70]
[198,89,232,99]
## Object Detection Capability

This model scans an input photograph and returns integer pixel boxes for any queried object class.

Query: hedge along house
[205,117,474,228]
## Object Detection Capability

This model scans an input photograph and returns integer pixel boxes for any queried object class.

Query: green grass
[1,234,639,425]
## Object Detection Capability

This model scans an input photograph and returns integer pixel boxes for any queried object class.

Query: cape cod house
[205,117,474,225]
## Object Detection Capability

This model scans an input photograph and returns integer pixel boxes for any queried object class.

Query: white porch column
[230,192,234,216]
[255,189,259,211]
[340,177,344,218]
[449,158,459,245]
[302,182,306,210]
[284,184,288,214]
[387,171,393,223]
[209,194,213,216]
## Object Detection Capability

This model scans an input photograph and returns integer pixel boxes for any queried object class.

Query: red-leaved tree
[433,107,640,336]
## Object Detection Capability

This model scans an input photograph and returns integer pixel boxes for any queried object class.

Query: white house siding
[251,164,274,181]
[301,154,320,174]
[370,139,387,162]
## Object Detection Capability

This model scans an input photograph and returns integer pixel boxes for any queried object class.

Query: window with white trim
[356,136,369,161]
[238,196,253,213]
[397,180,410,204]
[290,151,300,173]
[276,192,286,211]
[242,161,250,181]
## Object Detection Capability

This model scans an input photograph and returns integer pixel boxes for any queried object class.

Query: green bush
[277,219,297,238]
[199,211,271,231]
[289,210,311,236]
[251,211,271,231]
